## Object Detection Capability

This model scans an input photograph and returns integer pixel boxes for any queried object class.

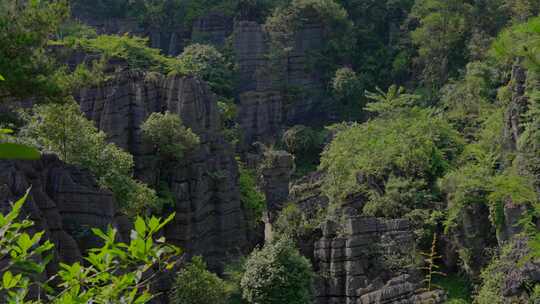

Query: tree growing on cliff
[240,238,314,304]
[169,43,236,97]
[21,101,157,214]
[141,111,200,162]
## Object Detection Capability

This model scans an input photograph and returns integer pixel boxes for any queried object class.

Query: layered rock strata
[76,72,250,270]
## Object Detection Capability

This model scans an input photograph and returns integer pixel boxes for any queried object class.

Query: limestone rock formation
[0,153,119,274]
[192,12,233,47]
[232,19,335,148]
[315,217,445,304]
[499,237,540,302]
[286,173,446,304]
[238,91,283,149]
[76,72,250,270]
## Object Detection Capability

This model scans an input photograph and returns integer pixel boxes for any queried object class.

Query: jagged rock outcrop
[446,201,497,276]
[0,153,119,274]
[505,62,529,151]
[76,72,250,270]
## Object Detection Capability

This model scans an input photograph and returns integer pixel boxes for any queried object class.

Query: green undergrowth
[433,273,472,303]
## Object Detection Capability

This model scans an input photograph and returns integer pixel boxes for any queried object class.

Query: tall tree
[410,0,472,92]
[0,0,69,100]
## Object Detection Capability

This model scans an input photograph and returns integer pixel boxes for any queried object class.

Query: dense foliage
[0,0,69,99]
[170,44,236,96]
[3,0,540,303]
[21,102,157,214]
[0,191,180,303]
[141,111,200,162]
[240,238,314,304]
[238,161,266,224]
[170,256,228,304]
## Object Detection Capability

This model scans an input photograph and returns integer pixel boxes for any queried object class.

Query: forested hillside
[1,0,539,303]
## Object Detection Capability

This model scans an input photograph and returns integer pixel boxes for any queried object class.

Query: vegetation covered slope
[1,0,540,303]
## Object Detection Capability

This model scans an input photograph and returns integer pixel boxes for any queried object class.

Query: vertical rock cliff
[76,72,250,270]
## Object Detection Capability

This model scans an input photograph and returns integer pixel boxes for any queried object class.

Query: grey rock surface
[0,153,119,274]
[76,72,251,270]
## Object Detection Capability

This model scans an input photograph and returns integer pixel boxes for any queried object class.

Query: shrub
[141,111,200,161]
[274,203,322,239]
[0,190,180,303]
[21,101,156,214]
[363,176,432,218]
[70,34,176,73]
[241,238,314,304]
[282,125,319,155]
[170,256,228,304]
[332,67,362,103]
[238,161,266,223]
[170,44,235,96]
[320,106,462,204]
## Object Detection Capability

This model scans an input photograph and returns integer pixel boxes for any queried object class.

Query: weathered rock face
[233,21,273,93]
[237,91,283,149]
[499,237,540,303]
[314,217,445,304]
[76,72,250,270]
[285,173,446,304]
[232,19,334,148]
[192,12,233,47]
[0,153,119,274]
[447,201,497,276]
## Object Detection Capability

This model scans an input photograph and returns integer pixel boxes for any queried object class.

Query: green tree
[332,67,364,119]
[282,125,319,155]
[491,16,540,71]
[240,238,314,304]
[169,44,236,96]
[21,101,156,214]
[410,0,472,91]
[0,0,69,100]
[169,256,228,304]
[332,67,362,102]
[0,190,180,303]
[141,111,200,162]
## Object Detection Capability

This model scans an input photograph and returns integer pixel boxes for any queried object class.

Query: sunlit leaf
[0,143,40,160]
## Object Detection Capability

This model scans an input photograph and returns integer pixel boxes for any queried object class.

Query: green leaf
[0,74,4,81]
[0,129,13,134]
[134,217,146,236]
[3,271,14,289]
[0,143,40,160]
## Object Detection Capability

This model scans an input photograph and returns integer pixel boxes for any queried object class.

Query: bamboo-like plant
[418,232,446,291]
